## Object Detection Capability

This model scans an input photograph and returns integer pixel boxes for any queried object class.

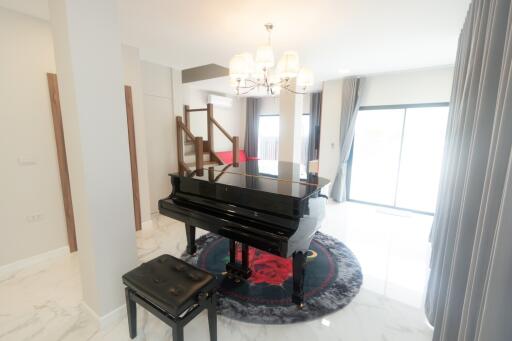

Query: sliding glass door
[348,104,449,214]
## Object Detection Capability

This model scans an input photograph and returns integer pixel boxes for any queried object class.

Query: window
[257,114,311,166]
[348,103,449,214]
[258,115,280,160]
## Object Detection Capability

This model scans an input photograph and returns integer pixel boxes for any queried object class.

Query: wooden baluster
[184,105,191,142]
[208,166,215,182]
[195,136,204,173]
[176,116,184,173]
[207,103,214,155]
[233,136,240,166]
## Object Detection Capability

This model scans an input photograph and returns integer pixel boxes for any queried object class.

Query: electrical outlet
[26,214,44,223]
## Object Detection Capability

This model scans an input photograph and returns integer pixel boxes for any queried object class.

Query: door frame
[47,74,142,252]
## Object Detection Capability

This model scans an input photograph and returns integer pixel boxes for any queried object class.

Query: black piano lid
[170,160,330,199]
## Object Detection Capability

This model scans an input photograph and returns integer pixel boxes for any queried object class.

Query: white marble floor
[0,201,434,341]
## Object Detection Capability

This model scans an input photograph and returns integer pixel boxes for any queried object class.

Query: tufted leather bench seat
[122,254,217,341]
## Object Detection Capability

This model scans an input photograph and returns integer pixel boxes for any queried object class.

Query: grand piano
[158,160,329,307]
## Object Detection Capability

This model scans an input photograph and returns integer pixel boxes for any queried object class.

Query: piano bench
[122,254,218,341]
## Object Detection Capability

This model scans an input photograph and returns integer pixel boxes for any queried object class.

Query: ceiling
[1,0,471,88]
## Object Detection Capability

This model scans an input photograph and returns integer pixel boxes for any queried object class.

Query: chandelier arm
[280,81,307,94]
[237,86,259,95]
[282,86,307,95]
[237,83,259,89]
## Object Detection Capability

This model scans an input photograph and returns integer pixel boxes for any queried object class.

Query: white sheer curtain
[426,0,512,340]
[330,78,362,202]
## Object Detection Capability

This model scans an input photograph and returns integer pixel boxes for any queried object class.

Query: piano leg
[241,243,249,271]
[292,251,307,308]
[226,240,252,281]
[185,224,197,255]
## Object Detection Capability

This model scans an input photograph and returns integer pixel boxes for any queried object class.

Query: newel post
[207,103,214,152]
[195,136,204,172]
[233,136,240,166]
[176,116,184,173]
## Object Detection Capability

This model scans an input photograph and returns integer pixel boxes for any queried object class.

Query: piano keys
[159,160,329,307]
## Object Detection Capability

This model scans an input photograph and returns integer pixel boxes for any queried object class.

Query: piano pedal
[297,303,305,310]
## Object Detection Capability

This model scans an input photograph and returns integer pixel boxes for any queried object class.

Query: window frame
[346,102,450,216]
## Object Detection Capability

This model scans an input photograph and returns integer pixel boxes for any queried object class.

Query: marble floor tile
[0,201,434,341]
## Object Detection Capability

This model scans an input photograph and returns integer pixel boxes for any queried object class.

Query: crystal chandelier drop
[229,23,314,96]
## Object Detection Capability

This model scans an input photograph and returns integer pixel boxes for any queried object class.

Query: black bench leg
[185,224,197,255]
[292,251,307,308]
[125,288,137,339]
[208,294,217,341]
[172,325,184,341]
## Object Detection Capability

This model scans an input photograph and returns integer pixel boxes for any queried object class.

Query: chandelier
[229,23,314,96]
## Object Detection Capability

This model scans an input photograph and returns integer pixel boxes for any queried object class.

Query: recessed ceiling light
[338,68,351,74]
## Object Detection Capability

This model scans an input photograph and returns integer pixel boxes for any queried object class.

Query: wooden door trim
[125,86,142,230]
[47,73,78,252]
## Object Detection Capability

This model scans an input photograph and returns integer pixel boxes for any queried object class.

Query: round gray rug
[181,231,363,324]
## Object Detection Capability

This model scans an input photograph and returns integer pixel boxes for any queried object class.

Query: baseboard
[0,246,70,280]
[80,301,126,331]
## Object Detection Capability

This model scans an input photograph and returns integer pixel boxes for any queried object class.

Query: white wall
[360,67,454,106]
[319,67,454,184]
[122,45,152,223]
[258,94,311,116]
[260,96,280,115]
[0,8,68,267]
[141,61,178,213]
[182,86,246,151]
[0,9,162,267]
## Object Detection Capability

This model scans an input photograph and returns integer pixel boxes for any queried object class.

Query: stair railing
[176,116,203,173]
[181,103,240,168]
[206,103,240,166]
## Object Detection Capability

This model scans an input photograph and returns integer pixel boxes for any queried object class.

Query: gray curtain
[308,92,322,162]
[426,0,512,340]
[245,97,260,158]
[331,77,362,202]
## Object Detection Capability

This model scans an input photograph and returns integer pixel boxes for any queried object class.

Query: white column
[279,81,304,163]
[122,46,152,224]
[48,0,138,322]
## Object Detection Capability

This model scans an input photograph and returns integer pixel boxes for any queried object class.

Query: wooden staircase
[176,103,240,173]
